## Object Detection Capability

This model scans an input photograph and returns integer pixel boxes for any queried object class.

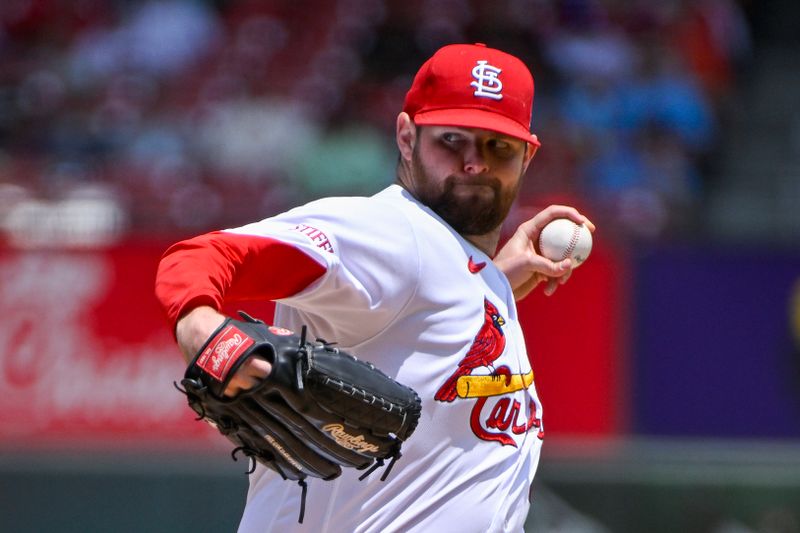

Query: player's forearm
[175,306,227,363]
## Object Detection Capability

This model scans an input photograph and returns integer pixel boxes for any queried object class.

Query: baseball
[538,218,592,268]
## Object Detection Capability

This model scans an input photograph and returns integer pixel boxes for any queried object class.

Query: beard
[411,149,521,236]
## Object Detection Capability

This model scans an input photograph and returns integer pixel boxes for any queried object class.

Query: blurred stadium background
[0,0,798,532]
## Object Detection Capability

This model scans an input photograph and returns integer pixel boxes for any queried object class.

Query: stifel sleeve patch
[196,324,254,382]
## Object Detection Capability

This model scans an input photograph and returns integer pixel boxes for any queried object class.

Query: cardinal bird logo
[435,298,506,402]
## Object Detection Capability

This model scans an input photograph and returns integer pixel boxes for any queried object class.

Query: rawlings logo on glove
[195,325,254,380]
[323,423,381,453]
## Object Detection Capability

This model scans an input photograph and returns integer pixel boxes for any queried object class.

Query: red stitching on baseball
[564,224,580,260]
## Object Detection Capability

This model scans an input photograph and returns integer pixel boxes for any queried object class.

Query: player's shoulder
[227,185,424,254]
[297,186,409,221]
[281,186,420,236]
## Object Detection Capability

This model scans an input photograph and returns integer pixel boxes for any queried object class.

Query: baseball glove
[176,312,421,521]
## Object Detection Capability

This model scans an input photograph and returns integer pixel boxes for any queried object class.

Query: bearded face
[409,131,525,236]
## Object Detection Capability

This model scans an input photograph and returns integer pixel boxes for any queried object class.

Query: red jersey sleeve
[154,231,326,331]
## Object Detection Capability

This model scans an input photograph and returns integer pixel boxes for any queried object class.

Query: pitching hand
[493,205,595,301]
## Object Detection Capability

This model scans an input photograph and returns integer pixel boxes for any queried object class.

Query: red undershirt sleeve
[154,231,327,331]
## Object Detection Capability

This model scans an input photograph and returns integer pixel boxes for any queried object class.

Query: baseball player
[156,43,594,532]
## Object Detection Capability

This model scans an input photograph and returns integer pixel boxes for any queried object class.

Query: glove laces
[357,450,402,482]
[297,479,308,523]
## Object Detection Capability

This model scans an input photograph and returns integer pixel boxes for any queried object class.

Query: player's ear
[521,135,539,172]
[396,112,416,162]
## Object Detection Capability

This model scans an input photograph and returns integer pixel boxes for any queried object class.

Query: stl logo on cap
[471,60,503,100]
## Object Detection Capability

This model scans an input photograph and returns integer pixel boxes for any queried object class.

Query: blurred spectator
[544,4,637,82]
[620,40,715,153]
[294,124,395,197]
[668,0,753,103]
[194,97,320,179]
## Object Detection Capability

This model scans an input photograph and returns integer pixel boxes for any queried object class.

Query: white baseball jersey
[215,184,544,533]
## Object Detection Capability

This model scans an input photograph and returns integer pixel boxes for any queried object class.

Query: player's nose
[462,143,489,175]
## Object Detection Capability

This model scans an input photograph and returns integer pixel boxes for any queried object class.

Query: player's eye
[441,132,464,145]
[487,138,515,157]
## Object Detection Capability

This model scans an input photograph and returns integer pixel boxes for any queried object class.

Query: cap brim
[413,108,540,146]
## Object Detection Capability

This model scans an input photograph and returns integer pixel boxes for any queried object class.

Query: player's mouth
[449,174,499,186]
[447,175,501,193]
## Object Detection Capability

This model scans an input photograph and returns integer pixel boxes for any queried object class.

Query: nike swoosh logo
[468,256,487,274]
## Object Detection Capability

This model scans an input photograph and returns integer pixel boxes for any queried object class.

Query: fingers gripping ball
[538,218,593,268]
[176,312,422,522]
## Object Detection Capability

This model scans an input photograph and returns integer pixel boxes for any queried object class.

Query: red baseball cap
[403,43,540,146]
